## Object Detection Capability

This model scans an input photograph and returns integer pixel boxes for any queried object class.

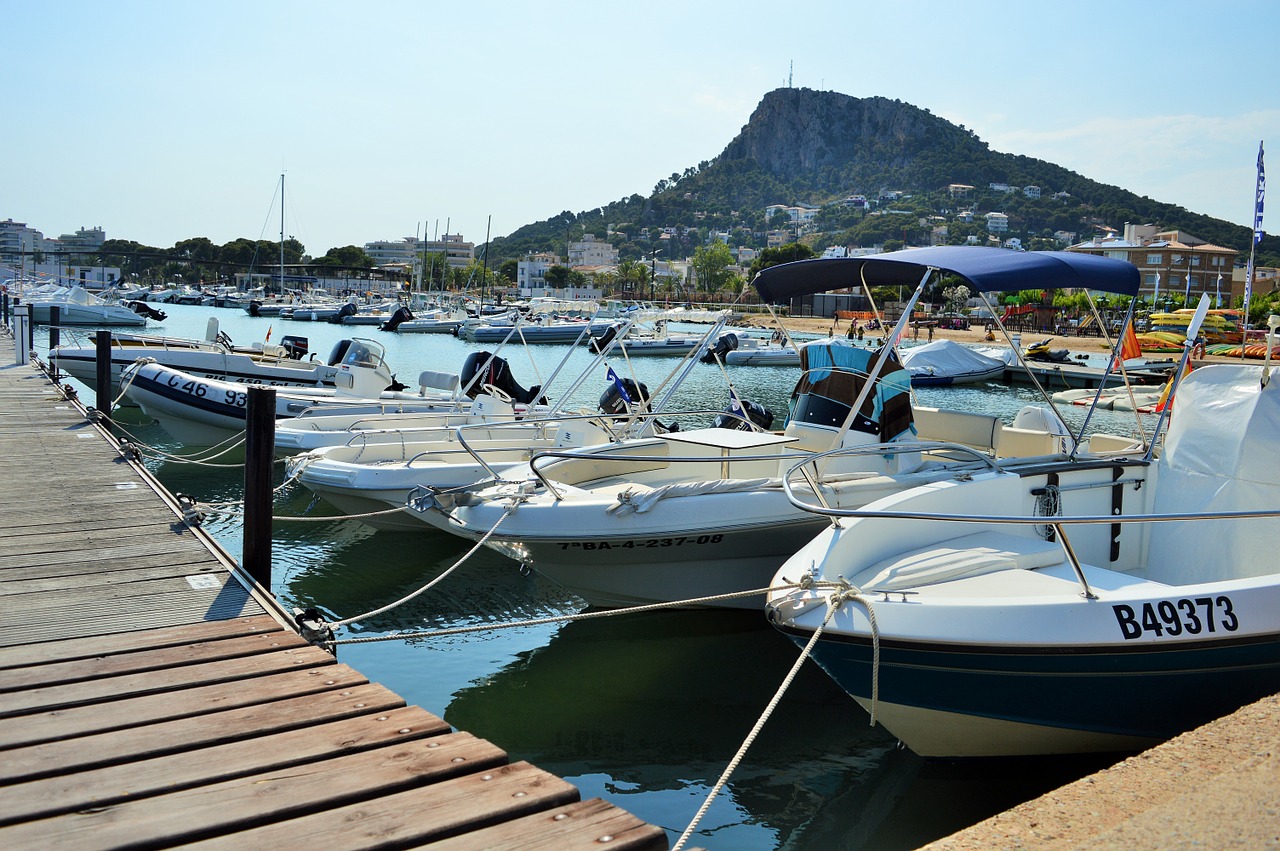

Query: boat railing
[453,409,672,483]
[518,409,850,501]
[778,455,1279,600]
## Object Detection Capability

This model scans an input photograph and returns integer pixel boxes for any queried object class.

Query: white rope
[331,581,813,646]
[327,504,519,630]
[672,592,844,851]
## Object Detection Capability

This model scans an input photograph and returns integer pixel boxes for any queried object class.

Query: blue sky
[6,1,1277,256]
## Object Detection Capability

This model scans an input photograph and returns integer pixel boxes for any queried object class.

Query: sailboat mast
[278,172,285,293]
[481,214,491,304]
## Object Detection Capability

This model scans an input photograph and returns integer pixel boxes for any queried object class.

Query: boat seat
[418,370,460,395]
[994,426,1066,459]
[851,530,1065,592]
[913,407,1002,453]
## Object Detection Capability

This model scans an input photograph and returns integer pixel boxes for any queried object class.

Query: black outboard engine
[248,299,262,317]
[588,322,622,354]
[700,332,739,364]
[597,378,650,417]
[329,302,358,323]
[458,350,546,405]
[714,398,775,431]
[379,305,414,332]
[125,300,167,321]
[280,335,309,359]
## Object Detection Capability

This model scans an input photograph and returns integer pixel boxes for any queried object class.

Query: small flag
[1254,141,1266,245]
[1119,322,1142,361]
[606,365,632,404]
[265,325,272,342]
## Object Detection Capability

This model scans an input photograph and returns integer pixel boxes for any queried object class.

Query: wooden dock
[0,328,669,850]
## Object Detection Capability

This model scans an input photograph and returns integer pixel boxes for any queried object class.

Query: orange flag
[265,325,273,342]
[1119,322,1142,361]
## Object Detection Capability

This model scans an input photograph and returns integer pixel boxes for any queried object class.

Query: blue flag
[606,365,632,403]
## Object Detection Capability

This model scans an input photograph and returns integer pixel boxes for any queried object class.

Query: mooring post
[243,385,276,592]
[94,330,113,433]
[12,304,30,364]
[48,306,60,374]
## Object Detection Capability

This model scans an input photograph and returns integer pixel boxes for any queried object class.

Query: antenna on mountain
[788,60,793,88]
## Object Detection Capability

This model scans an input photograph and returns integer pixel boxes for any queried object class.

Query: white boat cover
[1146,365,1280,584]
[900,339,1006,378]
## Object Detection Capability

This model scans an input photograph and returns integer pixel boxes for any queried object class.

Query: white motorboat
[899,338,1006,386]
[289,411,633,531]
[766,359,1280,758]
[412,247,1146,610]
[51,318,323,401]
[22,285,149,326]
[589,318,708,357]
[121,338,467,446]
[702,331,800,367]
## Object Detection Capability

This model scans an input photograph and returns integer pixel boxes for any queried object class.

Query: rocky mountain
[486,88,1273,269]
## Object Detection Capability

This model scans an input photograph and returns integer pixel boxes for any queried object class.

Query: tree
[746,243,815,280]
[691,242,735,294]
[498,259,518,283]
[312,245,375,268]
[544,264,570,288]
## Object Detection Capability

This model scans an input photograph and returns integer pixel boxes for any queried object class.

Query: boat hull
[450,508,829,609]
[774,623,1280,757]
[122,362,454,446]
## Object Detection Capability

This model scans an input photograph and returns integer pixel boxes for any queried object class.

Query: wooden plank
[0,644,335,717]
[0,630,310,692]
[0,560,230,596]
[0,732,507,849]
[0,582,264,646]
[0,614,282,669]
[0,663,367,749]
[0,681,410,783]
[0,549,218,583]
[425,797,672,851]
[0,704,448,826]
[184,761,581,851]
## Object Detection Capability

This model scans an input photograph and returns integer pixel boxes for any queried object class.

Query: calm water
[41,304,1145,850]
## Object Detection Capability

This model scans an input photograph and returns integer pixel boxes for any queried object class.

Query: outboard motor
[458,350,546,405]
[328,302,358,323]
[125,300,167,321]
[248,299,263,317]
[379,305,414,332]
[714,398,774,431]
[597,378,650,417]
[588,322,622,354]
[700,332,740,364]
[280,335,309,360]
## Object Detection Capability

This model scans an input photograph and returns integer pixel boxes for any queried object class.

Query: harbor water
[42,304,1150,849]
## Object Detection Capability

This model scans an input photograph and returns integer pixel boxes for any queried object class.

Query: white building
[363,233,475,275]
[567,234,619,268]
[516,252,560,292]
[985,212,1009,233]
[1023,186,1041,200]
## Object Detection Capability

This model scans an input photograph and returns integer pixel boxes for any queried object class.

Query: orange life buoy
[1191,342,1206,360]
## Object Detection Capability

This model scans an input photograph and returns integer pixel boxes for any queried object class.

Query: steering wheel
[480,383,514,404]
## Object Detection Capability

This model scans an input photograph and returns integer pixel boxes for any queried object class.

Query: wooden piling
[242,385,275,591]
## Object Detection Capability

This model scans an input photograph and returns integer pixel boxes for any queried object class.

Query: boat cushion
[852,530,1065,592]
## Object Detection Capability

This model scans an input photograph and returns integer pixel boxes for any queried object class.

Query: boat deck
[0,328,668,849]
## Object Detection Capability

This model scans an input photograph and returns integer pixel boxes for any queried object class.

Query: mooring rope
[327,504,520,630]
[331,581,812,646]
[672,591,847,851]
